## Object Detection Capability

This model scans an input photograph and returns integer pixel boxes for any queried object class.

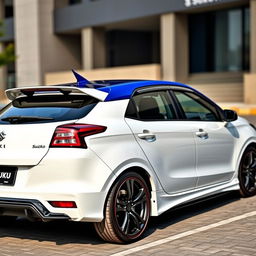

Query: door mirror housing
[223,109,238,122]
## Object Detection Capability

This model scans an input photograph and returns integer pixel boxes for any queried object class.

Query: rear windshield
[0,94,98,124]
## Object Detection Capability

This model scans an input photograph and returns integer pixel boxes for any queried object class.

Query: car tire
[94,172,151,243]
[239,146,256,197]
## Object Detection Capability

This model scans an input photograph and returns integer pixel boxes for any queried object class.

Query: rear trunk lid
[0,86,104,166]
[0,122,61,166]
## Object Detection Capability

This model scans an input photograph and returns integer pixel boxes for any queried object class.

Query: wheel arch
[246,142,256,148]
[117,166,153,191]
[236,141,256,197]
[95,167,154,243]
[234,139,256,178]
[103,165,159,217]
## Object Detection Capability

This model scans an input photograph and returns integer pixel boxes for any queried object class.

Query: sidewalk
[219,103,256,116]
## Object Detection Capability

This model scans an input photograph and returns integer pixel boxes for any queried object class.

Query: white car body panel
[125,118,197,194]
[157,178,240,216]
[192,121,236,187]
[0,148,114,221]
[0,122,62,166]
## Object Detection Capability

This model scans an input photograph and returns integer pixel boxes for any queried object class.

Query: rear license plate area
[0,167,17,186]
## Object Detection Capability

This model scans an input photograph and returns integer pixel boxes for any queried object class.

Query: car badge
[0,131,6,142]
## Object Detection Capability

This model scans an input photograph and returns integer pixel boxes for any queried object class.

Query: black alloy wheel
[94,172,150,243]
[239,146,256,197]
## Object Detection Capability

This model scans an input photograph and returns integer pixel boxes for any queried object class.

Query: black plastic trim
[0,197,70,221]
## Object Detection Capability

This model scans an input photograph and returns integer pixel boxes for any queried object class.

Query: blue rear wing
[7,70,201,103]
[72,70,110,89]
[71,70,192,101]
[72,69,91,88]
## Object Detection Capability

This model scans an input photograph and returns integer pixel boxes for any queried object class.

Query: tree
[0,20,15,67]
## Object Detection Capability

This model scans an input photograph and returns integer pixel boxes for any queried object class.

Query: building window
[5,0,13,18]
[69,0,82,5]
[189,6,250,73]
[106,30,160,67]
[7,62,15,89]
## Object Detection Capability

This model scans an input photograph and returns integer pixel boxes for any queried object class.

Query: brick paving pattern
[0,192,255,256]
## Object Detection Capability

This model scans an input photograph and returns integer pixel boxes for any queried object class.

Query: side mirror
[223,109,238,122]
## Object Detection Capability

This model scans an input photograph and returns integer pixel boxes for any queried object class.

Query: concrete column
[251,0,256,73]
[14,0,81,87]
[82,27,106,70]
[93,28,106,69]
[161,13,175,81]
[0,0,7,91]
[161,13,188,83]
[244,0,256,104]
[14,0,42,86]
[82,27,93,70]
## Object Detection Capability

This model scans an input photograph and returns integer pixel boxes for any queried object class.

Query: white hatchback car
[0,71,255,243]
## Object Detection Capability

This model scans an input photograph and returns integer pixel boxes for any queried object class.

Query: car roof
[5,80,191,102]
[92,80,192,101]
[92,80,222,112]
[5,78,222,112]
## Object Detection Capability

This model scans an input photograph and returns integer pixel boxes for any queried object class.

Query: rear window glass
[0,94,98,124]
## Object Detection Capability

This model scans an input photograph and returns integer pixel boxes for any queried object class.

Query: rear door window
[0,95,98,124]
[126,91,177,121]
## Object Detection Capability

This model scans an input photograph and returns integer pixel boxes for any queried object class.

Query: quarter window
[174,91,219,121]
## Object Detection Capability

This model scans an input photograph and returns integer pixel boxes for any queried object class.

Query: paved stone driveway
[0,192,255,256]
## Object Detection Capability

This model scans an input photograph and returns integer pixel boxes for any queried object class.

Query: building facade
[0,0,255,104]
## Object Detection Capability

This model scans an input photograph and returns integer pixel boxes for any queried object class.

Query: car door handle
[195,129,208,139]
[138,130,156,142]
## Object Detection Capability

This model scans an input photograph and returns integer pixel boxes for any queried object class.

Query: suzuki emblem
[0,131,6,142]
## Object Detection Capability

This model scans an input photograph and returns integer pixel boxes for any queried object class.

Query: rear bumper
[0,191,108,222]
[0,148,115,222]
[0,197,70,221]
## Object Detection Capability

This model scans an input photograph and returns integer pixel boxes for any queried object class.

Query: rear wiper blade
[1,116,54,123]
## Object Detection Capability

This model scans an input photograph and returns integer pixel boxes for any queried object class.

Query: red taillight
[49,201,77,208]
[50,124,107,148]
